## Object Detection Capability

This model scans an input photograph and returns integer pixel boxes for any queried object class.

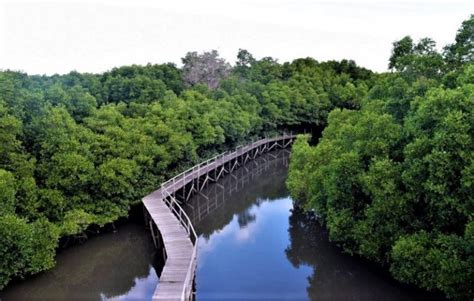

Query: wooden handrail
[150,132,296,300]
[161,131,294,189]
[161,189,198,300]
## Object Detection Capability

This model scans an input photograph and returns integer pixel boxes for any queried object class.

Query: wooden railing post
[145,134,298,301]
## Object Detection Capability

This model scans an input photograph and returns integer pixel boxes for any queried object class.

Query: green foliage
[0,169,16,215]
[288,16,474,300]
[389,36,445,80]
[0,215,59,288]
[0,15,470,297]
[0,52,371,288]
[286,135,312,206]
[444,15,474,70]
[391,230,473,299]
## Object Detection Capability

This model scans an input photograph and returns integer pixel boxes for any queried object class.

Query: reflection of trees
[185,150,289,239]
[237,209,256,228]
[285,208,436,301]
[1,223,159,301]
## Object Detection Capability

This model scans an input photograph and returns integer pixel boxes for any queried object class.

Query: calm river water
[1,149,437,300]
[0,222,160,300]
[185,150,433,300]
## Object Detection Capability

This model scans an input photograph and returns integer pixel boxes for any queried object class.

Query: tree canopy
[1,14,471,299]
[0,46,370,288]
[287,15,474,300]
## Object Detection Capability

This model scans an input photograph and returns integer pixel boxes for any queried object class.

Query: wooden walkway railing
[142,133,297,301]
[188,149,290,225]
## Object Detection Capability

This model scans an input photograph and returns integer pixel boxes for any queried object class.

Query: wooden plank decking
[142,134,297,301]
[143,192,196,301]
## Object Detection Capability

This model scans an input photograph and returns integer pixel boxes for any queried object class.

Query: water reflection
[237,209,256,229]
[185,150,436,301]
[285,207,435,300]
[0,223,159,301]
[186,149,290,239]
[1,149,439,300]
[195,198,312,300]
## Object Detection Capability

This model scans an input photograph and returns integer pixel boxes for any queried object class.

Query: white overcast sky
[0,0,472,75]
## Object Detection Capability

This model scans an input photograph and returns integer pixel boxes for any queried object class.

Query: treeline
[0,48,371,287]
[287,15,473,299]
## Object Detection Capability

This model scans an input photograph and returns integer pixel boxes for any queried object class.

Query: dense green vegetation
[287,15,474,299]
[1,11,471,298]
[0,48,371,287]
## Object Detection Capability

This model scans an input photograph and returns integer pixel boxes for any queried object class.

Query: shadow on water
[185,149,444,301]
[185,149,290,240]
[0,220,161,301]
[285,207,445,301]
[1,149,445,301]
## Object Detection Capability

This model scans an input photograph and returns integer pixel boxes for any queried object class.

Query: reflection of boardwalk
[187,150,290,226]
[142,135,296,300]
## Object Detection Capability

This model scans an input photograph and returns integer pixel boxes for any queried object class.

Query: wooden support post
[268,142,276,151]
[252,159,258,167]
[207,195,210,214]
[216,166,225,181]
[200,175,210,191]
[149,220,158,249]
[186,184,196,201]
[143,206,149,226]
[231,160,239,172]
[198,191,209,200]
[141,135,299,301]
[253,148,259,159]
[182,183,186,200]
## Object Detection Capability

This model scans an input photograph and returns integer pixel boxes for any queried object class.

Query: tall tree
[389,36,444,79]
[182,50,231,89]
[444,14,474,69]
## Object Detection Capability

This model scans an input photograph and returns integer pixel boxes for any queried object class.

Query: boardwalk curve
[142,133,297,300]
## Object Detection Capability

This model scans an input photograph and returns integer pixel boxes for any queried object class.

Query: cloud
[1,0,472,74]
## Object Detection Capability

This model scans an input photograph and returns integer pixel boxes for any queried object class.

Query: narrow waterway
[0,222,160,301]
[1,149,439,301]
[185,149,434,300]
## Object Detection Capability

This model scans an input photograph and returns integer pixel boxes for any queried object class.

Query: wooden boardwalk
[188,149,290,225]
[142,195,195,300]
[142,134,297,301]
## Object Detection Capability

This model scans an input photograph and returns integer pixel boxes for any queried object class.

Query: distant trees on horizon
[0,38,372,289]
[0,14,471,300]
